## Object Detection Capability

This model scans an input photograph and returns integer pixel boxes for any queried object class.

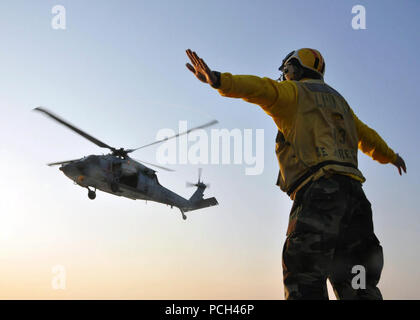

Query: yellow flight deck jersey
[214,73,397,200]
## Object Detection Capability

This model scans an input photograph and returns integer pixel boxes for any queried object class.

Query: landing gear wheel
[88,189,96,200]
[178,209,187,220]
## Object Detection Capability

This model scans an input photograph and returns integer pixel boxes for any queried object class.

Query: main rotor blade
[127,119,218,153]
[135,159,175,172]
[47,159,81,166]
[34,107,115,151]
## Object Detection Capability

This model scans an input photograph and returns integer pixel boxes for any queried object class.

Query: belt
[287,160,358,196]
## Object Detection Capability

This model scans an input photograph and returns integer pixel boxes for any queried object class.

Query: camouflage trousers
[282,174,384,300]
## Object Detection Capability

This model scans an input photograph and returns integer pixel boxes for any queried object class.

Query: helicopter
[34,107,219,220]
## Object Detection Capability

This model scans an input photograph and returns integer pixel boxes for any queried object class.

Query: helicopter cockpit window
[86,155,99,165]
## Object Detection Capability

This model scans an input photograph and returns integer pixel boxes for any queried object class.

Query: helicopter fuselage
[60,154,189,208]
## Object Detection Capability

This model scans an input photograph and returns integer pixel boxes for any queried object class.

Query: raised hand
[393,153,407,175]
[185,49,218,86]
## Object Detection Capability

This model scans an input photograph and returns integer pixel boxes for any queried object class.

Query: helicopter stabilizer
[183,197,218,213]
[178,196,218,220]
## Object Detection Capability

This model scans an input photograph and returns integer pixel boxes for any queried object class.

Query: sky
[0,0,419,299]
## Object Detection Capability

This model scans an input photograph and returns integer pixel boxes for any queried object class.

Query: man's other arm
[350,108,397,164]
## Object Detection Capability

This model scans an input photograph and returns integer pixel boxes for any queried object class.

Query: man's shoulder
[297,79,345,99]
[274,79,299,89]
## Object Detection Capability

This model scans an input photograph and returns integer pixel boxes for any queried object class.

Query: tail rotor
[186,168,210,189]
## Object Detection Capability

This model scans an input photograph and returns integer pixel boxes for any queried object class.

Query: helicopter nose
[60,163,81,178]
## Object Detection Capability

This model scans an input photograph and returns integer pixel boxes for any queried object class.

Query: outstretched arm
[351,109,407,175]
[185,49,297,119]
